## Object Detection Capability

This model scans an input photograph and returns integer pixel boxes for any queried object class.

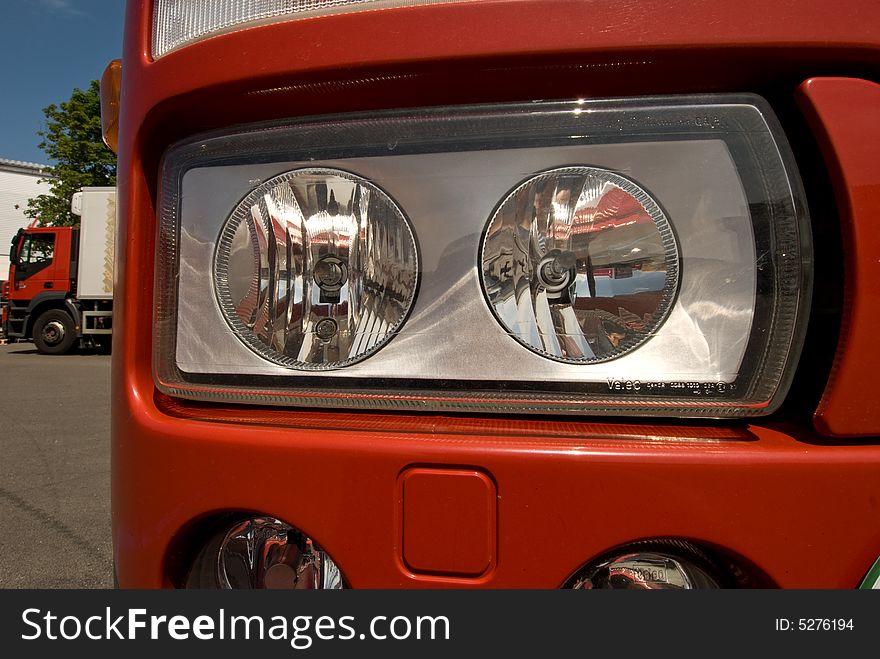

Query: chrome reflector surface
[214,168,418,369]
[566,542,724,589]
[186,517,344,589]
[573,553,719,589]
[481,167,678,363]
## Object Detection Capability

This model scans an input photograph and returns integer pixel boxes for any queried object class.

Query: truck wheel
[33,309,77,355]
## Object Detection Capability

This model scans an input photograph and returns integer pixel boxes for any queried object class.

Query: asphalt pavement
[0,342,112,588]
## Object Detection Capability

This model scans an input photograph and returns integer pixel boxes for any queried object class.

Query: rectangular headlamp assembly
[154,96,811,417]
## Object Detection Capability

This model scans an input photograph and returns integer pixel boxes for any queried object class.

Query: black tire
[32,309,77,355]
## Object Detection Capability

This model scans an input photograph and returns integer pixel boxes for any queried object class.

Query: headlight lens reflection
[215,168,419,370]
[480,167,679,363]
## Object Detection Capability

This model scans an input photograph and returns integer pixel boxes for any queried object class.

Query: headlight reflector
[215,168,418,369]
[481,166,679,363]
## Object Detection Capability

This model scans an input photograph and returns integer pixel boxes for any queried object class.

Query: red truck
[108,0,880,589]
[4,188,115,354]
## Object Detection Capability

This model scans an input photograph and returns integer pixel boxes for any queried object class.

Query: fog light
[214,168,419,369]
[185,517,344,589]
[480,167,678,363]
[566,541,722,589]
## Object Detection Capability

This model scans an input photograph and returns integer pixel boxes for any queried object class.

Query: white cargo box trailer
[71,187,116,299]
[71,187,115,340]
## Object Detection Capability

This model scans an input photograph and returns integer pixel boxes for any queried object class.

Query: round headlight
[185,516,344,589]
[215,168,419,369]
[566,541,723,589]
[480,167,679,363]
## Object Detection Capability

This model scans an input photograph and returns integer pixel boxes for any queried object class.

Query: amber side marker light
[100,58,122,154]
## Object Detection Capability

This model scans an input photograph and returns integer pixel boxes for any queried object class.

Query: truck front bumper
[113,397,880,588]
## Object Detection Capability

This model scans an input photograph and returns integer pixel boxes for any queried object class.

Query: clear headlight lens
[481,166,679,363]
[155,96,810,417]
[214,168,418,369]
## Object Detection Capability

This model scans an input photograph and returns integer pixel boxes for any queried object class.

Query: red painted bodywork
[797,78,880,438]
[399,468,496,580]
[113,0,880,588]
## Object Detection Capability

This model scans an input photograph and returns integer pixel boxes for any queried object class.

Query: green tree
[26,80,116,227]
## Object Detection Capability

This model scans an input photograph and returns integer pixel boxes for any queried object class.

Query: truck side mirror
[9,229,23,265]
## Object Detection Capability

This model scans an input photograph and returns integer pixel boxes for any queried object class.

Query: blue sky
[1,1,125,164]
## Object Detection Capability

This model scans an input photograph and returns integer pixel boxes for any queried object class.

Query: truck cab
[6,226,79,353]
[108,0,880,590]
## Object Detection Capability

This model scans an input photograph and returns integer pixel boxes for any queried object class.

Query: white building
[0,158,50,278]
